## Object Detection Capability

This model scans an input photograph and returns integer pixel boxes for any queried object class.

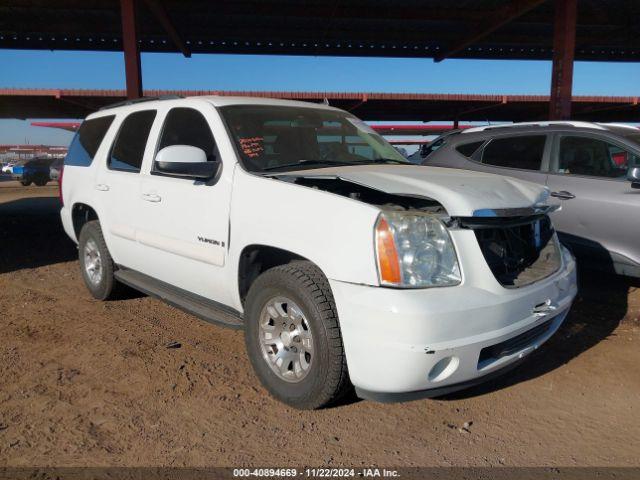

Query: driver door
[546,132,640,269]
[134,104,234,302]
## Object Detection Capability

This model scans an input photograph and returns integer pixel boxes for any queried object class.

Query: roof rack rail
[99,94,184,111]
[462,121,604,134]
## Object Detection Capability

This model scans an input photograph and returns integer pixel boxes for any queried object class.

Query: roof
[462,121,640,133]
[199,95,341,109]
[2,1,640,62]
[3,89,640,122]
[86,95,342,118]
[433,121,640,146]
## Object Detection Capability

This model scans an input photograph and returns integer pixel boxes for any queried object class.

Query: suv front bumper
[329,246,577,401]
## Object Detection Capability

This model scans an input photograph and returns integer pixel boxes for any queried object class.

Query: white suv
[60,96,577,409]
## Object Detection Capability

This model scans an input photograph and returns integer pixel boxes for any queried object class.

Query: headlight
[375,211,461,288]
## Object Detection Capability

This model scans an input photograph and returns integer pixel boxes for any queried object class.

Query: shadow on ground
[442,268,639,400]
[0,196,76,274]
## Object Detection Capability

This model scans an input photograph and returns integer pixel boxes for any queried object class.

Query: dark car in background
[11,157,56,186]
[417,121,640,278]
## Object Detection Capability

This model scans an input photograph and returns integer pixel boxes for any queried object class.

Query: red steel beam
[141,0,191,58]
[434,0,547,62]
[120,0,142,99]
[549,0,577,120]
[31,121,80,132]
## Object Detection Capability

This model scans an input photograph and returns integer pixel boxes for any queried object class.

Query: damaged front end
[273,174,447,213]
[450,206,562,288]
[273,172,562,289]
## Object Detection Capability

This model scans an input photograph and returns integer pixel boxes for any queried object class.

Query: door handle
[141,193,162,203]
[550,190,575,200]
[95,184,110,192]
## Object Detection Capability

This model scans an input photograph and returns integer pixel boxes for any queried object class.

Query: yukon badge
[197,236,224,247]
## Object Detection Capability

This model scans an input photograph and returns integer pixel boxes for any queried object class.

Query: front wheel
[244,261,351,409]
[20,179,31,186]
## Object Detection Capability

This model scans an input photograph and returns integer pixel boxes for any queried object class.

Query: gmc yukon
[60,96,577,409]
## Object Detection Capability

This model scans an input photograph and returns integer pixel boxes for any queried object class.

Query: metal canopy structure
[2,88,639,122]
[2,1,639,60]
[1,1,639,119]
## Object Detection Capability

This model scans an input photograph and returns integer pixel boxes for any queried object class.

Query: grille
[467,215,561,288]
[478,318,554,366]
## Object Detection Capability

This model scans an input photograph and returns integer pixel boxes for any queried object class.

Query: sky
[1,49,640,146]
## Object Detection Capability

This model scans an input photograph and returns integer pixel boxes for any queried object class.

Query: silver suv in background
[418,122,640,278]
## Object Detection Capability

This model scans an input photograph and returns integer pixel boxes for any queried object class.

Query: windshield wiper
[262,160,355,172]
[363,158,412,165]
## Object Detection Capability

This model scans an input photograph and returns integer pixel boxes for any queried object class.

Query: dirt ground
[0,180,639,467]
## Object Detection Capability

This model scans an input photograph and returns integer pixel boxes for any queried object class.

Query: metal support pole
[120,0,142,99]
[549,0,577,120]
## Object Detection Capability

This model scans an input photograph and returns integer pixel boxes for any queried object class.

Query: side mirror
[154,145,219,179]
[628,166,640,189]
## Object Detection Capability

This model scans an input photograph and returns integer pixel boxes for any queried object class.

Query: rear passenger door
[94,109,157,272]
[135,104,234,302]
[474,134,550,186]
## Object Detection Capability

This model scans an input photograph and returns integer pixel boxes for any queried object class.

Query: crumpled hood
[284,165,549,216]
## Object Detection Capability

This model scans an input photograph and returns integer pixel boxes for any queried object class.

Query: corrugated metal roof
[1,1,640,61]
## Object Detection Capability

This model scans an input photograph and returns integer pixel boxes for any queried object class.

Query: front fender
[227,170,381,309]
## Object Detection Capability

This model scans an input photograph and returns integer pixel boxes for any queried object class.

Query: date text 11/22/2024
[233,468,400,477]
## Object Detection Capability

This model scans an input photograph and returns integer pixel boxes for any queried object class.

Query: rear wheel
[244,261,351,409]
[78,220,121,300]
[20,179,31,186]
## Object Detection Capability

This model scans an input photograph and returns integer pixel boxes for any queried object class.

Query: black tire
[20,179,31,186]
[244,261,351,409]
[34,176,49,186]
[78,220,121,300]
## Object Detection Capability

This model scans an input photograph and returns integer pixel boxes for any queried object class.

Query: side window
[557,136,638,178]
[456,141,484,158]
[65,115,115,167]
[158,108,215,159]
[109,110,157,172]
[481,135,546,170]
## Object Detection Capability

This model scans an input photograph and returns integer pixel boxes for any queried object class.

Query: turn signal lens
[375,216,402,285]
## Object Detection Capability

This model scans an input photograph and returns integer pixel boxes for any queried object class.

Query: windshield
[623,133,640,148]
[220,105,410,173]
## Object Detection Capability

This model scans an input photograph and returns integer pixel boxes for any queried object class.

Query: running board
[114,268,244,329]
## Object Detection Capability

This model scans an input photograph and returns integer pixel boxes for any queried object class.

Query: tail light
[58,166,64,206]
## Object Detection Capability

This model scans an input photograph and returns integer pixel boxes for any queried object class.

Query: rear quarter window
[64,115,115,167]
[481,135,546,170]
